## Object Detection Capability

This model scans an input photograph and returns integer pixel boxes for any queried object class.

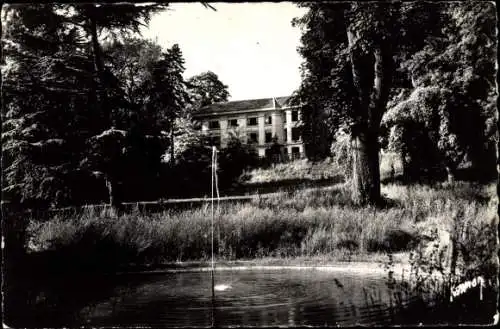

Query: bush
[167,143,212,197]
[166,137,260,198]
[218,137,260,189]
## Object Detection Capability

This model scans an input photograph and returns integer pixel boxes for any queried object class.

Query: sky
[140,2,307,101]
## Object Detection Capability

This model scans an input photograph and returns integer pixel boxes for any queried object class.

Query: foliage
[103,37,163,116]
[330,126,353,182]
[167,116,204,162]
[165,135,259,197]
[382,87,483,181]
[242,157,341,185]
[1,4,192,207]
[383,196,497,316]
[167,142,213,198]
[186,70,230,110]
[217,136,260,189]
[2,4,95,208]
[291,2,456,203]
[147,44,190,164]
[382,2,497,182]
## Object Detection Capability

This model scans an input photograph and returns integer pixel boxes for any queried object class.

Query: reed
[26,182,495,273]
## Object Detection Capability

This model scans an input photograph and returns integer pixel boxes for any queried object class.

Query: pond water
[7,266,438,327]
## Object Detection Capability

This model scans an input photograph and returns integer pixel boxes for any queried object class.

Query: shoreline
[114,253,412,276]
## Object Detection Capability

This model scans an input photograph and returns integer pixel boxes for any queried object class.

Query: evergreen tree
[2,4,95,207]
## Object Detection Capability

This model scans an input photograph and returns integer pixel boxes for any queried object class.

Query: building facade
[193,96,305,160]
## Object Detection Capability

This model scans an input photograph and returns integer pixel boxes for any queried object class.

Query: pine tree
[2,4,95,207]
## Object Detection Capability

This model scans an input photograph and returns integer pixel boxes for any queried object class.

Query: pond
[4,266,494,327]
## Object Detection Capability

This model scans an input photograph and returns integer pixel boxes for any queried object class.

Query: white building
[193,96,305,160]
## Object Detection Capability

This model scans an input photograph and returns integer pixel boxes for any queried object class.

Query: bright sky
[140,2,307,101]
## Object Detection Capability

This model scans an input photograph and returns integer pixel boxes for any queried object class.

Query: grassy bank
[242,158,341,184]
[26,182,497,275]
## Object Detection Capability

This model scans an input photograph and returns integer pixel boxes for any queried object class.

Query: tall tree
[2,4,96,207]
[67,4,169,125]
[145,44,189,164]
[293,2,447,204]
[186,71,230,110]
[104,37,163,109]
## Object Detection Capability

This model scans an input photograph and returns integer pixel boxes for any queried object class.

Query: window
[228,119,238,127]
[284,129,287,142]
[292,127,301,142]
[209,120,220,129]
[248,132,258,143]
[291,110,299,122]
[291,147,301,160]
[265,132,272,143]
[266,115,272,125]
[247,117,258,126]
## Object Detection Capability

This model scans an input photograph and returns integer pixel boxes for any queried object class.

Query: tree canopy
[186,71,230,110]
[292,2,497,202]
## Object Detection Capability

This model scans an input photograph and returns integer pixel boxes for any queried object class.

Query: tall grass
[242,158,341,184]
[26,182,496,273]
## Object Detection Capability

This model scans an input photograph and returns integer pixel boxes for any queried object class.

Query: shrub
[218,137,260,189]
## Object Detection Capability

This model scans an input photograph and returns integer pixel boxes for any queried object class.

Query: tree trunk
[351,129,381,204]
[401,150,410,183]
[347,27,393,205]
[105,175,121,215]
[445,166,455,185]
[88,12,110,128]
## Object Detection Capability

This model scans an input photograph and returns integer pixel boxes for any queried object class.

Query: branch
[201,2,217,11]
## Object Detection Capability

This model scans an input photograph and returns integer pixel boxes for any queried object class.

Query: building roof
[194,96,297,117]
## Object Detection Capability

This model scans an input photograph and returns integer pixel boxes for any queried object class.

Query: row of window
[246,128,302,144]
[208,136,302,155]
[207,127,301,147]
[208,110,300,130]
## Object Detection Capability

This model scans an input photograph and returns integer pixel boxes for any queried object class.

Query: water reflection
[6,268,444,327]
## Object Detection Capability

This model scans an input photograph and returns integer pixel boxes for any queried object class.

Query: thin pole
[211,269,216,327]
[211,146,215,271]
[214,150,220,254]
[211,146,216,327]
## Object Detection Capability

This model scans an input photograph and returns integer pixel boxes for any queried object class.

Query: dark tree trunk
[105,175,121,214]
[401,150,411,183]
[347,28,393,205]
[88,8,122,213]
[445,165,456,185]
[351,129,381,204]
[89,12,110,128]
